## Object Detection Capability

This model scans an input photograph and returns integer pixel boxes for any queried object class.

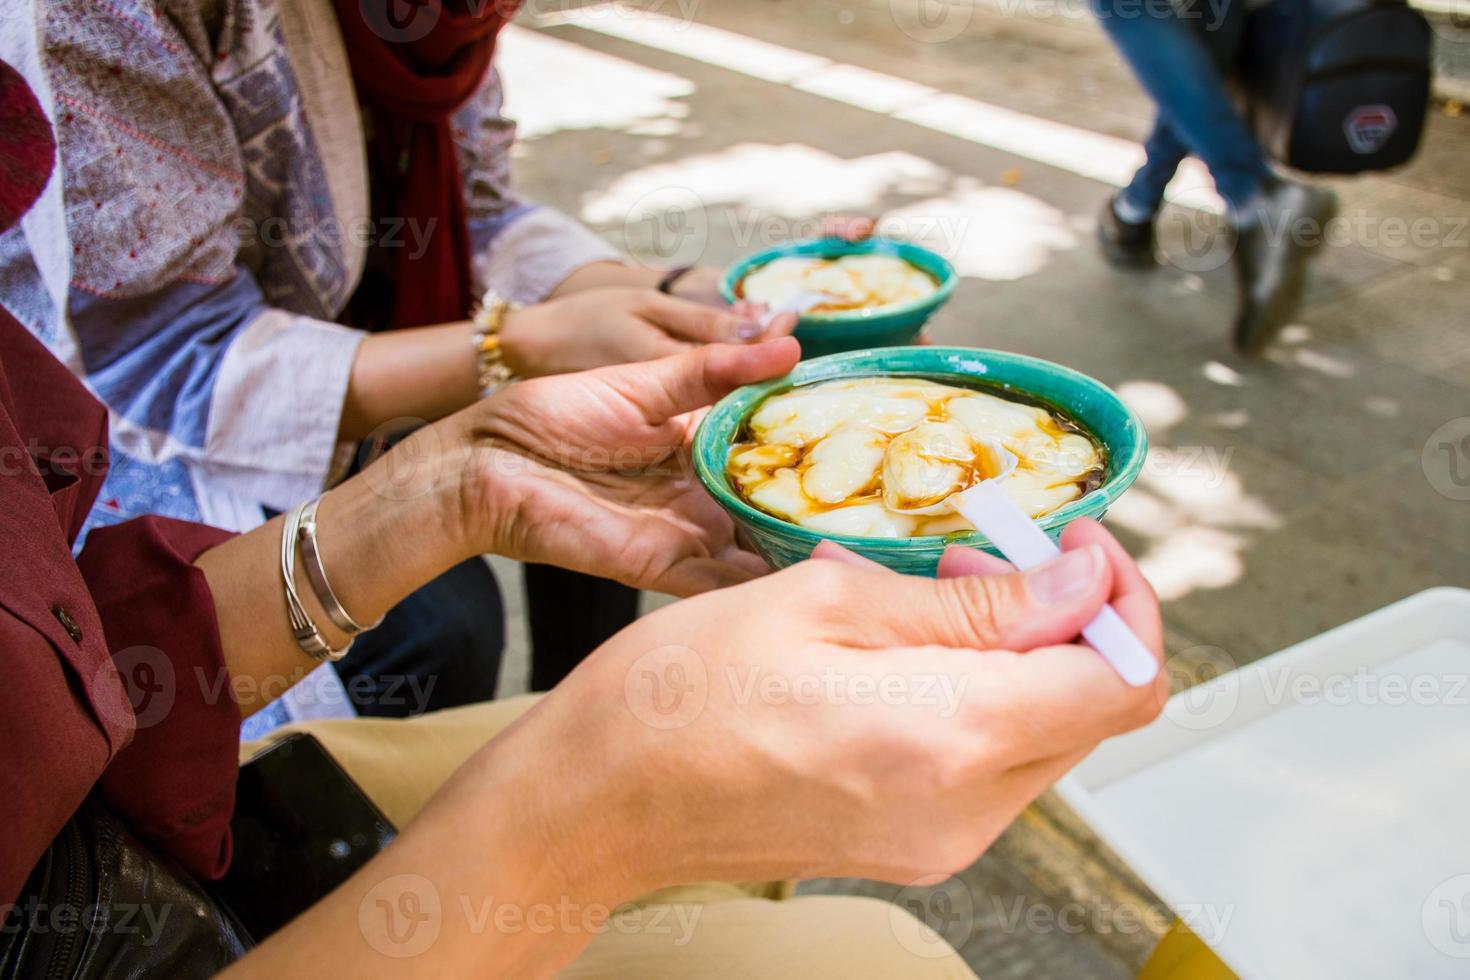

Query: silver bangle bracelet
[280,502,353,663]
[297,495,383,636]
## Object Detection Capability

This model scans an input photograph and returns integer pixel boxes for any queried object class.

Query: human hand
[450,338,801,596]
[818,213,880,241]
[480,518,1166,896]
[659,265,725,308]
[498,286,798,378]
[278,491,1159,976]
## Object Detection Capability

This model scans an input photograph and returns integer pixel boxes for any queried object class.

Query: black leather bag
[0,799,252,980]
[1,734,396,979]
[1238,0,1433,173]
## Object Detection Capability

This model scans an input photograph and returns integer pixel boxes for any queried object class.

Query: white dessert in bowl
[736,254,939,316]
[719,241,957,359]
[726,377,1104,539]
[693,347,1146,574]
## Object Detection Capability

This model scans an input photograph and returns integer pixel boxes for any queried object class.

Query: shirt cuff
[203,309,366,513]
[472,206,622,306]
[77,516,241,882]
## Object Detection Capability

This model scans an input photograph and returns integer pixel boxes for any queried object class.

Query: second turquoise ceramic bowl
[719,238,957,359]
[694,347,1147,576]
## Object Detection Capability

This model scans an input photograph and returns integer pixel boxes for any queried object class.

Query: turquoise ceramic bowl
[694,347,1147,576]
[719,238,957,359]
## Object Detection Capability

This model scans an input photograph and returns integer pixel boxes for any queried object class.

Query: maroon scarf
[332,0,517,328]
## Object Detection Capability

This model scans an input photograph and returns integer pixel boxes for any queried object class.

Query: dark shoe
[1232,181,1339,355]
[1097,195,1157,269]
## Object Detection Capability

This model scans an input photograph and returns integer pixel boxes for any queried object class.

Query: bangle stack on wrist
[280,495,382,663]
[472,291,522,396]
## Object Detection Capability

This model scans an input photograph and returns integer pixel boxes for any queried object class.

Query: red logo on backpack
[1344,105,1398,155]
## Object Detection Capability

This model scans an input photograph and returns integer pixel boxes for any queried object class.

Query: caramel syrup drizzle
[728,383,1106,521]
[734,259,939,314]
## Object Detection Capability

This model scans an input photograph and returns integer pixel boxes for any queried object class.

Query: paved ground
[490,3,1470,974]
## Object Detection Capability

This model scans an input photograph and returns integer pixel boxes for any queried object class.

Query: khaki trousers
[243,697,977,979]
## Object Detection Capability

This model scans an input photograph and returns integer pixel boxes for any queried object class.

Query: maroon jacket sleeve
[75,517,242,881]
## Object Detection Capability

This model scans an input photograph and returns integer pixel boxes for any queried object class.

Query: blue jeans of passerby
[1093,0,1272,218]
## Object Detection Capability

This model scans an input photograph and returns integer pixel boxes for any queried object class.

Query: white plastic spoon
[757,291,830,329]
[890,439,1160,687]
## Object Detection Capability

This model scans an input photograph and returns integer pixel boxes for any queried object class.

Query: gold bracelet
[472,291,521,396]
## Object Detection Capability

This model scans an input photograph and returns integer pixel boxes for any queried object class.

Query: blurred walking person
[1092,0,1338,354]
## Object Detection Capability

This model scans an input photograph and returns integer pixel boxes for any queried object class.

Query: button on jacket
[0,308,240,905]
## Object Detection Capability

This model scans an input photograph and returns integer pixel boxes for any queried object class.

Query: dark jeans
[330,562,637,713]
[523,563,640,692]
[332,556,504,717]
[1094,0,1271,215]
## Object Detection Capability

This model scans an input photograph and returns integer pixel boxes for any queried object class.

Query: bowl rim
[718,237,958,328]
[693,346,1149,552]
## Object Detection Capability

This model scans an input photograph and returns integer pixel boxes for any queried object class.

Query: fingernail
[1025,545,1102,606]
[737,319,767,341]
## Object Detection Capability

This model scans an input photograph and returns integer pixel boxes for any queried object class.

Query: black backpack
[1238,0,1434,174]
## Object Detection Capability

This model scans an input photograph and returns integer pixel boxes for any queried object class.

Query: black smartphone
[211,733,397,942]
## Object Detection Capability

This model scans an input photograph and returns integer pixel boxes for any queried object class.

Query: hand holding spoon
[889,438,1160,687]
